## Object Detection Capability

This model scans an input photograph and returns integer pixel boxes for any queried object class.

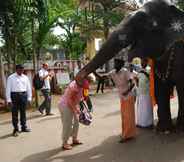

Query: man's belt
[11,92,26,95]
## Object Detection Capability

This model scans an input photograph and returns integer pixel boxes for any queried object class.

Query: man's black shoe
[38,108,43,114]
[45,113,54,116]
[12,130,19,137]
[21,128,31,132]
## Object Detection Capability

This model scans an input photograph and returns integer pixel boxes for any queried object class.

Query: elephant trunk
[75,29,132,85]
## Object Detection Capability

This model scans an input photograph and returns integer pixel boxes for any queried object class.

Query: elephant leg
[154,76,173,132]
[176,84,184,131]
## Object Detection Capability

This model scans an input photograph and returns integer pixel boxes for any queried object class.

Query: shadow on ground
[36,116,60,123]
[0,114,42,126]
[103,110,120,118]
[21,129,184,162]
[0,133,13,140]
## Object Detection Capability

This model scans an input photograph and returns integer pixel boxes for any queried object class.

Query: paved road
[0,89,183,162]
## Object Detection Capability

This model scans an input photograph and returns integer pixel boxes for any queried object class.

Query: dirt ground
[0,89,183,162]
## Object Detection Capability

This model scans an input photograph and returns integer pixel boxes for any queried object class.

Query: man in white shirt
[6,64,32,137]
[38,63,53,115]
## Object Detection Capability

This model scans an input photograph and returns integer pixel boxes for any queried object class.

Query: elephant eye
[118,34,127,41]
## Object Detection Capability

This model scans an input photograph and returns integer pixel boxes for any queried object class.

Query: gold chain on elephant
[155,44,175,82]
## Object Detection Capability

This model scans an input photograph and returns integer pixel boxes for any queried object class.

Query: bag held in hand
[79,101,92,126]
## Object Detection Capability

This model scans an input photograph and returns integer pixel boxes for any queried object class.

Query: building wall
[86,38,96,59]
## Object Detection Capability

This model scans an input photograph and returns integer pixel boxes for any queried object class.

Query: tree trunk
[36,47,40,70]
[12,35,17,70]
[4,14,12,74]
[5,35,13,74]
[0,53,6,100]
[32,17,39,108]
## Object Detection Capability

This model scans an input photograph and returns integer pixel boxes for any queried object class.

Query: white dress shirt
[6,73,32,103]
[39,68,51,90]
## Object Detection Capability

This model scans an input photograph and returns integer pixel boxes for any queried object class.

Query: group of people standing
[57,57,154,150]
[5,62,93,151]
[5,58,153,150]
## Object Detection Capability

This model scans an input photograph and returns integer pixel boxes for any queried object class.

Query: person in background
[84,57,90,65]
[93,71,107,94]
[128,63,138,98]
[58,79,85,150]
[38,63,54,116]
[108,59,136,143]
[74,61,81,77]
[6,64,32,137]
[135,58,153,128]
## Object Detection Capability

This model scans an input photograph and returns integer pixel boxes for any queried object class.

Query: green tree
[0,0,33,101]
[0,0,32,71]
[31,0,57,68]
[42,32,61,49]
[79,0,128,71]
[55,0,86,59]
[176,0,184,10]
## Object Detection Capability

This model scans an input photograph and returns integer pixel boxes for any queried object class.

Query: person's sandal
[72,140,83,146]
[62,144,72,150]
[119,137,134,143]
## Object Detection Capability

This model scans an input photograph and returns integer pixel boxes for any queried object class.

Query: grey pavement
[0,89,183,162]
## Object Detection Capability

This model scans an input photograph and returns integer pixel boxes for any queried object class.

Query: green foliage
[0,0,60,65]
[61,32,86,59]
[176,0,184,10]
[0,0,34,66]
[42,32,61,48]
[0,0,131,64]
[79,0,125,40]
[55,0,86,59]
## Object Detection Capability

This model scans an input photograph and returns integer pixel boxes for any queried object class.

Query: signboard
[56,72,70,85]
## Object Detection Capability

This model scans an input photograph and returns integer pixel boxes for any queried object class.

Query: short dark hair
[16,64,24,70]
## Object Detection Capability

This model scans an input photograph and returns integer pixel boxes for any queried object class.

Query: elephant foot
[176,118,184,132]
[155,127,172,134]
[175,124,184,133]
[156,122,173,134]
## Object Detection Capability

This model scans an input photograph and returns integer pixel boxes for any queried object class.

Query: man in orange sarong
[109,59,136,143]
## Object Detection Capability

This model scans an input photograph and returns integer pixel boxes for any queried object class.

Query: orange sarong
[120,96,136,139]
[148,59,156,106]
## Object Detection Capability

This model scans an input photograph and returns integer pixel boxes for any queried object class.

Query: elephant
[75,0,184,132]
